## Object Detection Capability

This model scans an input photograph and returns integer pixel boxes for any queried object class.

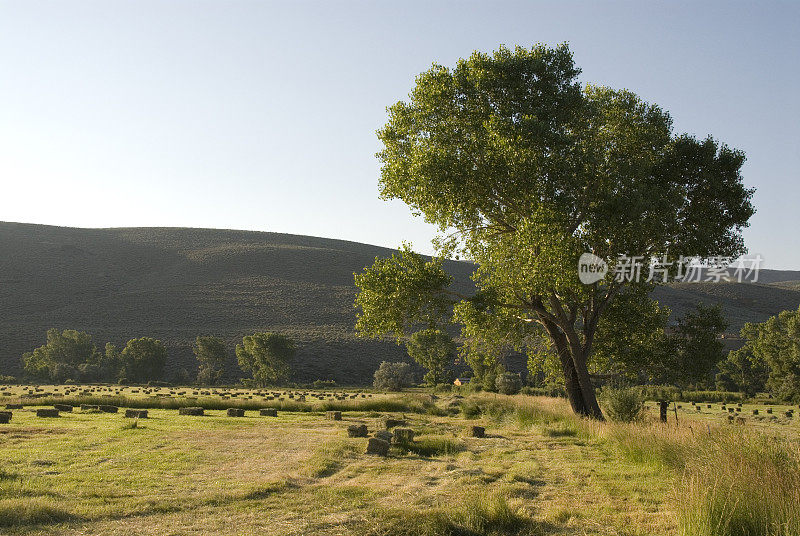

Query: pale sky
[1,1,798,267]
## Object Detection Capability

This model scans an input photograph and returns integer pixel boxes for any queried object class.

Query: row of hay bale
[177,407,279,417]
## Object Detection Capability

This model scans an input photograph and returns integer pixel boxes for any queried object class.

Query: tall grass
[365,493,539,536]
[678,431,800,536]
[5,393,430,414]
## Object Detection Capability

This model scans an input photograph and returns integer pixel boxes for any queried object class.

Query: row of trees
[22,329,167,384]
[19,330,296,387]
[716,305,800,402]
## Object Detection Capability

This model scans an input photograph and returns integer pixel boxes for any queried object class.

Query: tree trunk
[548,327,604,419]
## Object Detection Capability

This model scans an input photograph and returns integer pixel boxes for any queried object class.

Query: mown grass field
[1,386,799,535]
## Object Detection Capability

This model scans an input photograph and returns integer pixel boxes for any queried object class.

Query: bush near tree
[373,361,414,391]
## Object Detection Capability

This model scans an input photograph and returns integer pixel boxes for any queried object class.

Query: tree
[735,306,800,402]
[355,44,754,419]
[235,332,294,387]
[664,304,728,387]
[406,329,456,386]
[194,336,227,385]
[119,338,167,383]
[22,328,100,382]
[372,361,414,391]
[716,346,768,396]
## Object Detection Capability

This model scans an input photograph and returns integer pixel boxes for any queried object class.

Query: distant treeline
[16,329,297,387]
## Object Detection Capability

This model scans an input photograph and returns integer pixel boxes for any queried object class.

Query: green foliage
[405,329,455,386]
[119,338,167,383]
[599,386,646,423]
[235,332,295,387]
[495,372,522,395]
[21,329,100,382]
[193,335,226,385]
[716,346,769,396]
[354,245,453,341]
[313,379,337,389]
[372,361,414,391]
[359,43,755,418]
[737,306,800,402]
[667,304,729,387]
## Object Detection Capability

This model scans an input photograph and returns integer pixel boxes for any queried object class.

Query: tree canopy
[194,336,227,385]
[355,44,754,418]
[405,328,456,386]
[235,332,295,387]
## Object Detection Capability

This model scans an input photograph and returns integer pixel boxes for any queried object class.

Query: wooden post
[659,400,669,423]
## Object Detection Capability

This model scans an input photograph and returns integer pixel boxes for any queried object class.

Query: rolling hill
[1,222,799,384]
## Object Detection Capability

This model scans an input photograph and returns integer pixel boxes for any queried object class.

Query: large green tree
[22,328,100,382]
[736,306,800,402]
[406,328,456,386]
[194,336,227,385]
[355,44,754,419]
[235,332,295,387]
[119,337,168,383]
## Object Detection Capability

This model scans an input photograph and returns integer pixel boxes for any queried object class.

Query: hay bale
[470,426,486,438]
[53,404,73,412]
[384,418,406,429]
[752,409,759,415]
[259,408,278,417]
[392,428,415,444]
[227,408,245,417]
[0,411,11,424]
[365,437,390,456]
[124,409,148,418]
[5,404,22,409]
[36,408,60,418]
[347,424,368,438]
[99,405,118,413]
[373,430,393,442]
[326,411,342,421]
[766,408,773,414]
[179,407,204,416]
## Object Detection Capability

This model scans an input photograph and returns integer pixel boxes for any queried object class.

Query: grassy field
[1,386,798,535]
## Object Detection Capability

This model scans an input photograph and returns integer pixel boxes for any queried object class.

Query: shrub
[372,362,414,391]
[313,379,336,389]
[495,372,522,395]
[600,386,645,423]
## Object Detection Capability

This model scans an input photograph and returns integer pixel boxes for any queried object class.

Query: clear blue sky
[1,1,798,267]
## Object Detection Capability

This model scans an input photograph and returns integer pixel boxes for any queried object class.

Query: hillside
[1,222,799,384]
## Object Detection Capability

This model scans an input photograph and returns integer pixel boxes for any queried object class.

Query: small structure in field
[392,428,415,444]
[36,408,60,418]
[347,424,368,437]
[470,426,485,438]
[453,378,471,386]
[365,437,390,456]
